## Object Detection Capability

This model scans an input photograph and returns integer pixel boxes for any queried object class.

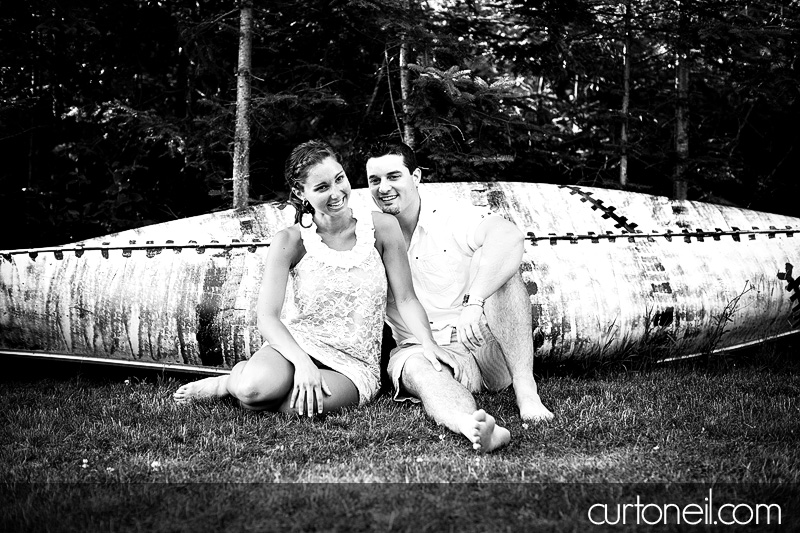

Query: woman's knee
[229,348,292,403]
[233,375,271,403]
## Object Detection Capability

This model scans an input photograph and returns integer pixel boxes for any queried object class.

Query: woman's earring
[300,199,313,227]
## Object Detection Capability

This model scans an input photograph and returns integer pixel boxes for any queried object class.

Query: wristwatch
[462,294,485,308]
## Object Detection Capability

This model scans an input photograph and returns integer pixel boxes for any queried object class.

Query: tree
[232,1,253,209]
[0,0,241,247]
[619,0,633,187]
[3,0,799,249]
[673,0,691,200]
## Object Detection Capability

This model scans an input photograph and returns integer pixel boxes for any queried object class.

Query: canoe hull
[2,182,799,371]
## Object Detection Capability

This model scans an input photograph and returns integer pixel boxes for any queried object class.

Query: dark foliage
[1,0,799,248]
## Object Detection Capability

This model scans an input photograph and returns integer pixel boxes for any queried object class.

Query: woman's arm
[257,227,332,415]
[372,213,459,376]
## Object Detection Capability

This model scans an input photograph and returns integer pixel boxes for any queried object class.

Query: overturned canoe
[2,182,799,372]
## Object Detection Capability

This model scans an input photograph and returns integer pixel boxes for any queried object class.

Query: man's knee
[494,270,526,298]
[402,352,437,378]
[485,272,530,318]
[402,352,455,387]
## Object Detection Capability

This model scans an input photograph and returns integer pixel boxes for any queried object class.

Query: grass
[2,342,800,531]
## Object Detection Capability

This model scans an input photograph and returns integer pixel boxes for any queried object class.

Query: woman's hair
[284,140,340,226]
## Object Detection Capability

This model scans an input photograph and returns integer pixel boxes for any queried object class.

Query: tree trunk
[399,32,415,149]
[232,2,253,210]
[673,0,690,201]
[619,0,632,188]
[399,0,415,149]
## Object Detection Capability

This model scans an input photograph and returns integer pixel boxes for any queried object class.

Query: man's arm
[457,216,524,350]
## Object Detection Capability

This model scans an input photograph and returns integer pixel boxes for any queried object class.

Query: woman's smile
[327,196,347,210]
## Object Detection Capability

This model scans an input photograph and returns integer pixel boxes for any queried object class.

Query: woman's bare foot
[173,376,229,404]
[466,409,510,453]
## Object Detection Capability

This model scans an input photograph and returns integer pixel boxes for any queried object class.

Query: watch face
[462,294,483,306]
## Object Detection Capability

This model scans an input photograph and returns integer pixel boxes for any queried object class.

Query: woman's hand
[290,357,332,417]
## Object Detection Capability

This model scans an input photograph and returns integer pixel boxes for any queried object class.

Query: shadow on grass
[532,334,800,380]
[5,334,798,386]
[2,482,799,532]
[3,339,800,531]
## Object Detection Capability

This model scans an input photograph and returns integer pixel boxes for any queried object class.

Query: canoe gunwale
[1,349,231,376]
[527,227,797,245]
[1,227,796,258]
[0,240,272,257]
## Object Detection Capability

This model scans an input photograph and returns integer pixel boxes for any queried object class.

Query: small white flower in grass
[439,434,445,440]
[106,467,115,473]
[522,423,529,430]
[416,457,423,463]
[652,445,660,451]
[81,459,88,469]
[150,460,161,470]
[124,379,130,385]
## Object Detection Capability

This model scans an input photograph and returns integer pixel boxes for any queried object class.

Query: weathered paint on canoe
[1,182,799,372]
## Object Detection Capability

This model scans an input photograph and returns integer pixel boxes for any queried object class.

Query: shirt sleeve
[446,204,502,253]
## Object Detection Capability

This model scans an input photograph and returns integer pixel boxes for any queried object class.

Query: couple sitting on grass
[174,140,553,453]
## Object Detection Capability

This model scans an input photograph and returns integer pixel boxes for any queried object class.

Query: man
[366,142,553,453]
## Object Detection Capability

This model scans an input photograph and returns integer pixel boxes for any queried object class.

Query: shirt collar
[415,187,437,231]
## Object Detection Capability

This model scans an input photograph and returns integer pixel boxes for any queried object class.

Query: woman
[174,140,451,416]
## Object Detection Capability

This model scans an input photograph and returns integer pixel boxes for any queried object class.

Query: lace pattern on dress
[281,208,387,405]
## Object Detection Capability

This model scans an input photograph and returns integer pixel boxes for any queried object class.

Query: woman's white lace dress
[280,209,387,405]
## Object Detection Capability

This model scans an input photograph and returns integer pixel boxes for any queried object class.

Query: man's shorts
[386,317,512,403]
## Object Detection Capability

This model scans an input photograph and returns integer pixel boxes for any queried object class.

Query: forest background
[2,0,799,250]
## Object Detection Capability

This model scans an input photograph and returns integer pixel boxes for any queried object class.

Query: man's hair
[366,142,418,173]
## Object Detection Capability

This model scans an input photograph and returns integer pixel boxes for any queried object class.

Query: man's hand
[457,305,485,352]
[420,343,462,381]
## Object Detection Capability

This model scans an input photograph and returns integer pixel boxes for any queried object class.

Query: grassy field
[2,343,799,531]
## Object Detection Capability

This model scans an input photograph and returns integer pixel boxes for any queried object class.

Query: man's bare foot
[467,409,510,453]
[517,393,554,422]
[173,376,229,404]
[514,378,554,422]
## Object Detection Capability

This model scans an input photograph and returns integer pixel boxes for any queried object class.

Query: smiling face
[295,156,351,218]
[366,154,421,217]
